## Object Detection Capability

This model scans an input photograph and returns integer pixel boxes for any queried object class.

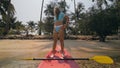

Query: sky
[11,0,94,24]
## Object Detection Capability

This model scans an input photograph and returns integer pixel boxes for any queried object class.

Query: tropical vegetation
[0,0,119,42]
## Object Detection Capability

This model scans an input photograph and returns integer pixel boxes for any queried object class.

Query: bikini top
[54,12,65,23]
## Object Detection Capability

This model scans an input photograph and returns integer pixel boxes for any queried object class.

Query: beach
[0,40,120,68]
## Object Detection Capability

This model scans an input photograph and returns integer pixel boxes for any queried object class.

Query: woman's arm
[63,15,69,29]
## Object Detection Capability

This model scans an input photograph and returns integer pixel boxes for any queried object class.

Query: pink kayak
[38,45,79,68]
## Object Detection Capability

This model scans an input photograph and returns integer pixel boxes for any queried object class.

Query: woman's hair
[54,6,60,20]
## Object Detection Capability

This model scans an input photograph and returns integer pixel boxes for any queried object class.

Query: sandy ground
[0,40,120,68]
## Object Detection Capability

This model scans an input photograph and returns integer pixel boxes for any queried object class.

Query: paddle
[23,56,113,64]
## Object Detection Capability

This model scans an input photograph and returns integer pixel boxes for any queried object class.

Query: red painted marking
[38,44,79,68]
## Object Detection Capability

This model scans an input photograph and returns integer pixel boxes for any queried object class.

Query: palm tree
[0,0,15,23]
[10,16,24,34]
[39,0,44,35]
[70,2,85,35]
[44,2,55,35]
[58,0,68,13]
[0,0,15,35]
[92,0,114,8]
[44,2,55,17]
[14,21,24,34]
[27,21,36,36]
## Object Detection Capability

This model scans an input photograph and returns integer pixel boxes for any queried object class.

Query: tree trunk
[39,0,44,35]
[3,0,11,36]
[99,35,106,42]
[26,30,29,37]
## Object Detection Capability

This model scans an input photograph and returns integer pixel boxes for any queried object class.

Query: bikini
[54,12,64,32]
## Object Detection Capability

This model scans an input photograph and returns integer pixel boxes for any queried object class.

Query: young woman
[50,6,69,58]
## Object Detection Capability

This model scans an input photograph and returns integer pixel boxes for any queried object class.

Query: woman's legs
[52,30,58,56]
[60,38,64,54]
[53,38,57,53]
[52,27,64,58]
[59,29,64,56]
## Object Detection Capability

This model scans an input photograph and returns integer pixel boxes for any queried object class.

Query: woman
[50,6,69,58]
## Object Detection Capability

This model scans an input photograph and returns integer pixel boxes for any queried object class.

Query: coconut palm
[58,0,68,13]
[0,0,15,24]
[38,0,44,35]
[44,1,69,36]
[27,21,36,36]
[92,0,114,8]
[0,0,15,35]
[27,21,35,31]
[44,2,55,17]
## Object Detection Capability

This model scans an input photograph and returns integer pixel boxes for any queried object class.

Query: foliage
[0,0,15,35]
[88,5,119,42]
[92,0,114,9]
[43,17,54,35]
[70,2,85,35]
[69,0,119,41]
[0,0,119,41]
[44,2,55,17]
[0,19,6,35]
[7,16,25,35]
[43,1,69,35]
[26,21,36,36]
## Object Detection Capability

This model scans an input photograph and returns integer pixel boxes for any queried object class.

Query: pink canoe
[38,45,79,68]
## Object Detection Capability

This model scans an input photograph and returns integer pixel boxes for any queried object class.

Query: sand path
[0,40,120,68]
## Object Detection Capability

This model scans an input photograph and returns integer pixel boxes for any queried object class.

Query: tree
[0,0,15,35]
[70,2,85,35]
[39,0,44,35]
[44,1,69,36]
[27,21,36,33]
[88,6,118,42]
[92,0,114,9]
[112,0,120,38]
[58,0,68,13]
[0,0,14,15]
[43,2,55,35]
[0,19,6,35]
[9,21,25,35]
[44,2,55,17]
[43,17,54,35]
